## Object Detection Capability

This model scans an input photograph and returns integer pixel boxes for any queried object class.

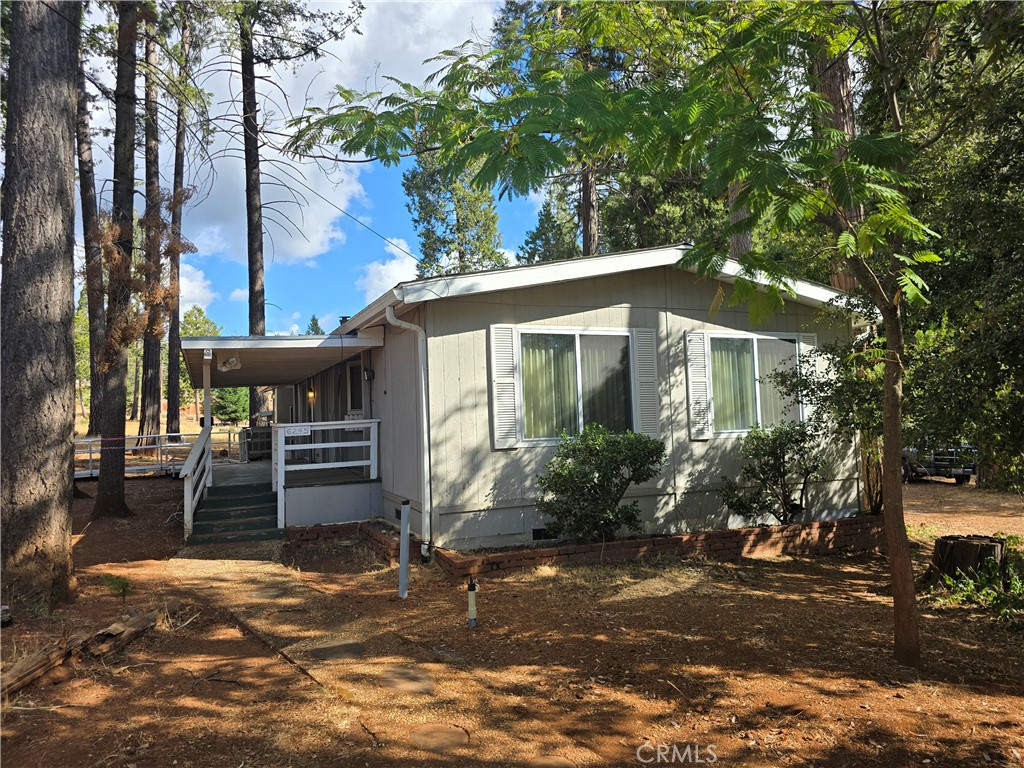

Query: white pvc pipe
[385,305,432,550]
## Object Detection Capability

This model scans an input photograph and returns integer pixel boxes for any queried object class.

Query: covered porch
[179,332,384,543]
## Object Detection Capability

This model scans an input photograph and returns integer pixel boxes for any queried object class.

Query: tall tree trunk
[138,21,163,445]
[166,7,191,442]
[240,10,267,426]
[879,303,921,666]
[813,46,860,292]
[580,163,599,256]
[93,0,139,519]
[816,31,921,666]
[77,53,106,437]
[1,0,82,607]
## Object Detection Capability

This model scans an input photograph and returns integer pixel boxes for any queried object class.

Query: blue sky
[74,0,543,336]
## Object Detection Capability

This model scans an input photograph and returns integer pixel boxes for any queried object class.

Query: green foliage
[601,170,727,255]
[929,551,1024,630]
[719,421,825,525]
[101,574,134,603]
[402,151,507,276]
[73,290,91,389]
[305,314,325,335]
[212,387,249,425]
[178,305,221,401]
[536,424,666,543]
[518,181,580,264]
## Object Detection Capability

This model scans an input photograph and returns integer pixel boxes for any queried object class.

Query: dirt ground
[2,479,1022,767]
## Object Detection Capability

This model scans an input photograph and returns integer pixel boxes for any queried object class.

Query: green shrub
[930,552,1024,629]
[536,424,666,543]
[718,421,825,525]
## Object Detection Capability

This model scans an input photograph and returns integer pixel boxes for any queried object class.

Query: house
[180,244,860,550]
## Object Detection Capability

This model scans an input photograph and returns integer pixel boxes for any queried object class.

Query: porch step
[206,482,273,500]
[194,501,277,524]
[186,526,285,546]
[200,491,277,510]
[192,513,278,536]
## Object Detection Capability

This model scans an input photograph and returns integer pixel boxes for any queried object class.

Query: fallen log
[1,597,183,698]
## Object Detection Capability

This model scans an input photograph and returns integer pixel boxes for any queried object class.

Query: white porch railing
[272,419,380,528]
[73,430,242,479]
[179,426,214,539]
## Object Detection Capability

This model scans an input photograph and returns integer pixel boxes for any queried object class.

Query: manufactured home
[180,245,860,550]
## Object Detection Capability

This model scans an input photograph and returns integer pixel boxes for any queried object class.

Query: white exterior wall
[424,265,859,548]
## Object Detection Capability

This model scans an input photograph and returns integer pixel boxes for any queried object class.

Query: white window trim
[704,330,803,437]
[514,326,635,446]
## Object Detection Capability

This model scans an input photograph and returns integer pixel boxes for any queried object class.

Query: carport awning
[181,334,383,388]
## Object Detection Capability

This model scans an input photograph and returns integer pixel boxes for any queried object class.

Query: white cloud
[79,1,497,275]
[179,263,219,315]
[191,226,230,258]
[356,239,419,305]
[229,288,248,302]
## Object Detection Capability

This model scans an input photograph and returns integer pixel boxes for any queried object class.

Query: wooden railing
[272,419,380,527]
[179,427,213,539]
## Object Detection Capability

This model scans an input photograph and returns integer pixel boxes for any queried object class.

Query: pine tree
[518,183,580,264]
[402,152,508,276]
[305,314,325,335]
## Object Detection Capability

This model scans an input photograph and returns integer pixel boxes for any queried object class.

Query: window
[707,334,800,433]
[520,331,633,440]
[346,362,363,414]
[490,324,659,449]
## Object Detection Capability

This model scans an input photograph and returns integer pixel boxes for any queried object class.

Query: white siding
[419,265,859,547]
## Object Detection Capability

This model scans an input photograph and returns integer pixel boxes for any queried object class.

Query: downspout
[385,305,433,554]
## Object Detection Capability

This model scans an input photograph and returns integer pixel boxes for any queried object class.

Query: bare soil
[2,479,1022,767]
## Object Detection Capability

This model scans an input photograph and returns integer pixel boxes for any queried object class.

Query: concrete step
[186,527,285,546]
[192,515,278,535]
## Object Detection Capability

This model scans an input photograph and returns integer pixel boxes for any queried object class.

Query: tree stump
[926,535,1006,586]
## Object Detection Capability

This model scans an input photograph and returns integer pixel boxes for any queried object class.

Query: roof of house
[339,243,847,334]
[180,332,382,388]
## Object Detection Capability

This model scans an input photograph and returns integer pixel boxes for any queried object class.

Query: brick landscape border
[285,522,403,565]
[433,515,885,579]
[285,515,885,579]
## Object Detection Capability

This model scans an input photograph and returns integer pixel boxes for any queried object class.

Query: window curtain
[521,334,578,438]
[710,337,756,431]
[580,335,631,432]
[757,337,799,425]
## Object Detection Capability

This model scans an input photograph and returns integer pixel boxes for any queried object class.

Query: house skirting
[434,515,886,579]
[283,480,382,527]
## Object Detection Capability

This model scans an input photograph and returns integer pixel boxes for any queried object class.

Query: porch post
[203,349,213,487]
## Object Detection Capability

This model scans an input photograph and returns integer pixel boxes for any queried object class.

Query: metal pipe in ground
[399,500,410,599]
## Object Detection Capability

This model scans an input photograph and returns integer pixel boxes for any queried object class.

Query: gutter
[384,305,433,554]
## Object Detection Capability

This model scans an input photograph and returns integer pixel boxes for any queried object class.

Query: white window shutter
[489,324,519,449]
[799,332,820,422]
[631,328,660,438]
[686,330,712,440]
